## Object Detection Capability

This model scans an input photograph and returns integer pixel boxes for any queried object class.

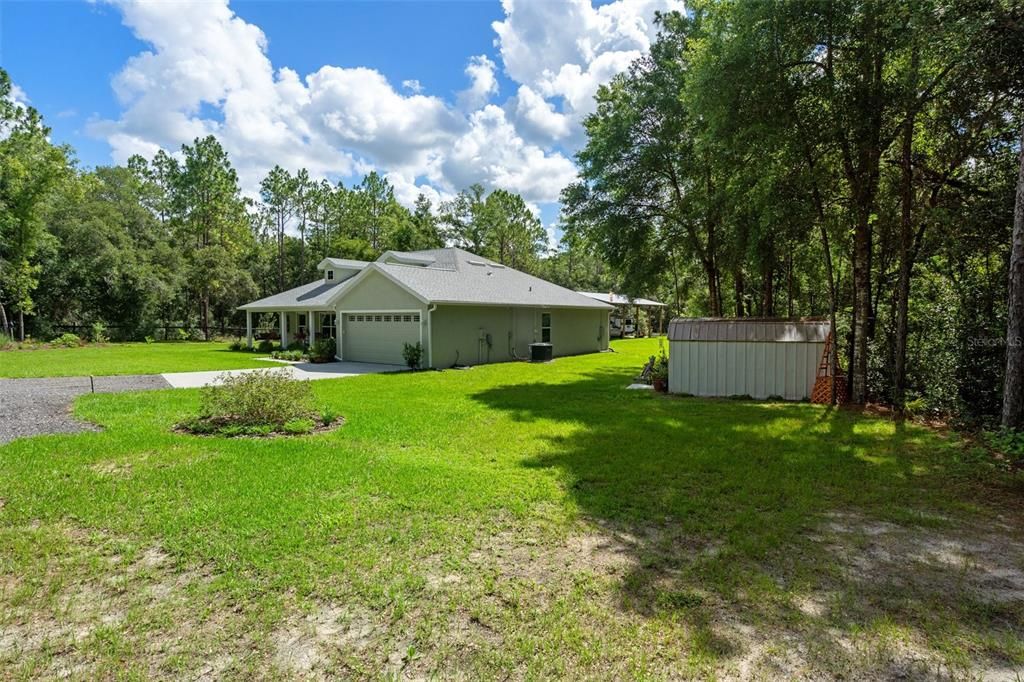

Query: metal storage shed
[667,318,830,400]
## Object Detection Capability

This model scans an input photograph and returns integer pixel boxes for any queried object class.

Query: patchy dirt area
[2,514,1022,680]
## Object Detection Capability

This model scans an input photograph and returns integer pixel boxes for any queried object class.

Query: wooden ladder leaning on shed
[811,330,848,404]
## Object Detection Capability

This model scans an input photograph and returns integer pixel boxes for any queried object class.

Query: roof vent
[467,259,487,266]
[489,263,506,269]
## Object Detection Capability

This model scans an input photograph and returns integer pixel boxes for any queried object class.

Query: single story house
[239,248,614,367]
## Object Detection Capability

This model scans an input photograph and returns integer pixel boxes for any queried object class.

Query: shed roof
[668,318,830,343]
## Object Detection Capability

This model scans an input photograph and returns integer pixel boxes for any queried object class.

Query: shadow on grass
[471,368,1024,675]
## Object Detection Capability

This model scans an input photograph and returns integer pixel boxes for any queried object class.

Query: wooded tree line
[0,67,569,345]
[563,0,1023,425]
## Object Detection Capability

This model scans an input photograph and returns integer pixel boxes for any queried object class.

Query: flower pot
[653,377,668,393]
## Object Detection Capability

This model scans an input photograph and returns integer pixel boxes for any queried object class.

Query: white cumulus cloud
[91,0,676,208]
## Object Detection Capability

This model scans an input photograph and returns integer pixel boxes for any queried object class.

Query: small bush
[403,341,423,369]
[227,339,246,352]
[309,337,335,363]
[144,335,155,344]
[197,369,315,428]
[984,428,1024,465]
[174,328,190,341]
[257,339,274,353]
[320,407,338,426]
[0,332,12,349]
[282,418,315,435]
[51,332,83,348]
[91,321,108,344]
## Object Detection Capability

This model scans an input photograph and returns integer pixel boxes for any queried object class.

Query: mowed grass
[0,341,279,377]
[1,339,1022,679]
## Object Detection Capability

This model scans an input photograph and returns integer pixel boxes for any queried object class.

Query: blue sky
[2,0,681,238]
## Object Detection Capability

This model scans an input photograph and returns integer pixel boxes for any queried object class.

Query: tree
[171,136,252,339]
[440,184,487,252]
[0,68,71,339]
[259,165,296,291]
[481,189,546,271]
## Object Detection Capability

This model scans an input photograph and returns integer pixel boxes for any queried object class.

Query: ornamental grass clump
[180,369,341,437]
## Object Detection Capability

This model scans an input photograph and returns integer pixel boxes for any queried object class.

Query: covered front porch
[244,309,339,353]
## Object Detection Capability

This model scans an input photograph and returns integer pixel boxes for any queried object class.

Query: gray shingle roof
[240,278,353,310]
[668,318,830,343]
[374,248,613,309]
[241,248,614,311]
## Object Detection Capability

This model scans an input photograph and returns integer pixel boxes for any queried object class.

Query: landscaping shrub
[91,322,108,344]
[257,339,274,353]
[227,339,246,352]
[198,370,314,427]
[402,341,423,369]
[178,369,342,437]
[309,337,335,363]
[51,332,83,348]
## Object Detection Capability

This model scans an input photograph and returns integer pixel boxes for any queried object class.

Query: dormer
[316,257,369,283]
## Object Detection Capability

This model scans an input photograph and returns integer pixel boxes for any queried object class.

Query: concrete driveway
[160,360,405,388]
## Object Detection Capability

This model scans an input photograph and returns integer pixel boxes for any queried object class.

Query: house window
[541,312,551,343]
[298,314,307,337]
[320,313,336,339]
[326,270,335,281]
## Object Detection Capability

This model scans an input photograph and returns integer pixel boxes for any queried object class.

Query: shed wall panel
[668,340,825,400]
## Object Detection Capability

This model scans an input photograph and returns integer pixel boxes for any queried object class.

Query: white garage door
[343,312,421,365]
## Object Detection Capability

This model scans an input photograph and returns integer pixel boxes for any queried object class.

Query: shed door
[343,312,420,365]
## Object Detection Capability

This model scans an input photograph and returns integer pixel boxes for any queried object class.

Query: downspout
[426,303,436,368]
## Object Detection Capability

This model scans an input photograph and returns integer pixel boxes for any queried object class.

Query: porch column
[245,310,253,349]
[308,311,316,345]
[280,312,289,349]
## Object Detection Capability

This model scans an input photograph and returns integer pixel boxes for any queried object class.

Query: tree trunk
[18,309,25,342]
[702,258,722,317]
[852,215,872,404]
[201,295,210,341]
[894,119,915,410]
[734,268,745,317]
[1002,123,1024,428]
[0,301,8,338]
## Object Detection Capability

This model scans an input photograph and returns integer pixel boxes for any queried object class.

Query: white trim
[427,304,436,368]
[338,308,424,365]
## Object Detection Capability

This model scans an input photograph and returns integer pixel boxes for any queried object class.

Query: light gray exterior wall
[669,340,824,400]
[429,305,609,368]
[335,270,428,362]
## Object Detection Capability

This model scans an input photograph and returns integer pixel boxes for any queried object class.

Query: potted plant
[651,361,668,392]
[651,343,669,392]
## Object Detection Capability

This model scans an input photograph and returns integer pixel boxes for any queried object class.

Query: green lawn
[1,339,1022,679]
[0,341,279,378]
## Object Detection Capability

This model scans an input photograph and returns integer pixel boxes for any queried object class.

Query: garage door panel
[343,312,420,365]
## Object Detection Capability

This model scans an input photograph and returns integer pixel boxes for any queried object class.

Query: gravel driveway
[0,375,171,444]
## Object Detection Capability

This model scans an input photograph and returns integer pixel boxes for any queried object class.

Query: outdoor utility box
[529,342,553,363]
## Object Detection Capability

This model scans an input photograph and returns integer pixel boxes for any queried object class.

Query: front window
[320,313,336,339]
[541,312,551,343]
[326,270,335,281]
